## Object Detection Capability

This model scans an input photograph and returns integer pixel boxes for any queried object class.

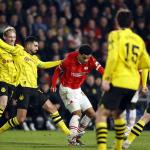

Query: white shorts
[59,84,92,113]
[131,90,139,103]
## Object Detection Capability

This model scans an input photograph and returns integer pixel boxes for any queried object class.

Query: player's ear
[3,35,6,40]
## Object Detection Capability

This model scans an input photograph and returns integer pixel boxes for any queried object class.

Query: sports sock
[0,117,19,133]
[50,111,71,135]
[96,122,107,150]
[114,118,126,150]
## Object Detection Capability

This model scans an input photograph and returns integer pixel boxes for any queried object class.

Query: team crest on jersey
[84,66,88,70]
[19,95,24,101]
[1,87,6,93]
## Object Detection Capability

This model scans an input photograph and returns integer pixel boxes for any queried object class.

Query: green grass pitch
[0,130,150,150]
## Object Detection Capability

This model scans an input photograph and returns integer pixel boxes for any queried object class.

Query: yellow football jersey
[103,28,150,90]
[0,41,17,86]
[0,39,61,88]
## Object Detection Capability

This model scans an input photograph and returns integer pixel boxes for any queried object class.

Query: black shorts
[100,85,136,112]
[146,101,150,113]
[16,85,48,109]
[0,82,15,100]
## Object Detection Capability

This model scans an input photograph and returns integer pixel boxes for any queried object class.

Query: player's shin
[96,122,108,150]
[127,119,145,143]
[50,111,71,136]
[0,117,19,133]
[114,118,126,150]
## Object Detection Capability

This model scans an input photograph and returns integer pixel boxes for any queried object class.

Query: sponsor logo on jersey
[71,72,86,77]
[84,66,88,70]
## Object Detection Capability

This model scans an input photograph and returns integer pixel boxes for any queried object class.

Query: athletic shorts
[131,90,139,103]
[100,84,136,112]
[0,81,15,100]
[16,85,48,109]
[59,84,92,113]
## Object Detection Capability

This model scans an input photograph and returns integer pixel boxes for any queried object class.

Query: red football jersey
[57,51,104,89]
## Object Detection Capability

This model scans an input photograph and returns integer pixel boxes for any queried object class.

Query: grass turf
[0,130,150,150]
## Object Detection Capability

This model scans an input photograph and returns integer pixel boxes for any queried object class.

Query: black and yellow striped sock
[0,106,4,118]
[0,117,19,133]
[50,111,71,136]
[114,118,126,150]
[96,122,108,150]
[127,119,145,143]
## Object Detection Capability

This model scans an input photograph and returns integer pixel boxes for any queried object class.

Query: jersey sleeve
[138,41,150,69]
[91,57,104,74]
[0,39,23,55]
[141,69,149,88]
[37,58,62,69]
[102,31,118,81]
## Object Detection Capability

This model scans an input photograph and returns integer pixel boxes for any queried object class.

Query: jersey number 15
[125,43,139,64]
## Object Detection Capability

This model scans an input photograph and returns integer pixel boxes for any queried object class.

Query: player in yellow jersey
[95,9,150,150]
[0,26,17,122]
[123,70,149,149]
[0,35,80,144]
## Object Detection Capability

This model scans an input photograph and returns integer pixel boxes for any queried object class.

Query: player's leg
[0,108,27,133]
[79,91,95,133]
[95,105,110,150]
[42,99,72,136]
[123,111,150,149]
[0,82,9,119]
[128,91,139,130]
[0,85,30,133]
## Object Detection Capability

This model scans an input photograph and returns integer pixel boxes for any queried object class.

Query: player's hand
[101,80,110,91]
[51,86,57,92]
[141,86,149,96]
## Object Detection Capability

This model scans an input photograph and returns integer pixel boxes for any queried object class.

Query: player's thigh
[80,91,92,112]
[16,86,30,109]
[59,86,80,113]
[119,89,136,111]
[100,85,128,111]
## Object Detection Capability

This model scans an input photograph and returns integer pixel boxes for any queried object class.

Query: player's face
[3,31,16,46]
[78,54,91,64]
[28,41,39,54]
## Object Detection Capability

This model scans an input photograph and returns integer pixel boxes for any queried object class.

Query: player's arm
[37,60,62,69]
[138,41,150,69]
[0,39,23,55]
[51,65,63,92]
[102,32,118,91]
[91,57,104,74]
[141,69,149,94]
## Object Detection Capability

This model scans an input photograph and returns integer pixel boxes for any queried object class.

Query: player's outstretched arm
[51,66,62,92]
[38,60,62,69]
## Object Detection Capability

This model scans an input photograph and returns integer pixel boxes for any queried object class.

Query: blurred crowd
[0,0,150,130]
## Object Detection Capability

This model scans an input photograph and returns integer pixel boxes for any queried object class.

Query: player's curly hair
[79,44,93,55]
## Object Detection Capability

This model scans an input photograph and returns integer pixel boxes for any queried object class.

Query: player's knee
[16,116,26,124]
[86,110,95,119]
[129,103,136,110]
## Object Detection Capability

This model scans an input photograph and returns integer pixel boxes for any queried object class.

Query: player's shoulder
[67,51,78,57]
[131,31,144,43]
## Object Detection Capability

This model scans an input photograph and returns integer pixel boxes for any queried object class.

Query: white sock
[69,115,80,134]
[129,109,136,128]
[78,115,91,132]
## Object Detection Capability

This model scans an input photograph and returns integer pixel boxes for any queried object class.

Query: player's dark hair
[79,44,93,55]
[24,36,38,45]
[116,9,133,28]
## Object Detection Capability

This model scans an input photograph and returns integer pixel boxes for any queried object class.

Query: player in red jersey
[51,44,104,145]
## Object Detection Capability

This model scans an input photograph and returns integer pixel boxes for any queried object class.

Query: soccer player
[95,9,150,150]
[0,26,17,122]
[0,35,78,142]
[124,70,146,137]
[51,44,104,145]
[123,70,149,149]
